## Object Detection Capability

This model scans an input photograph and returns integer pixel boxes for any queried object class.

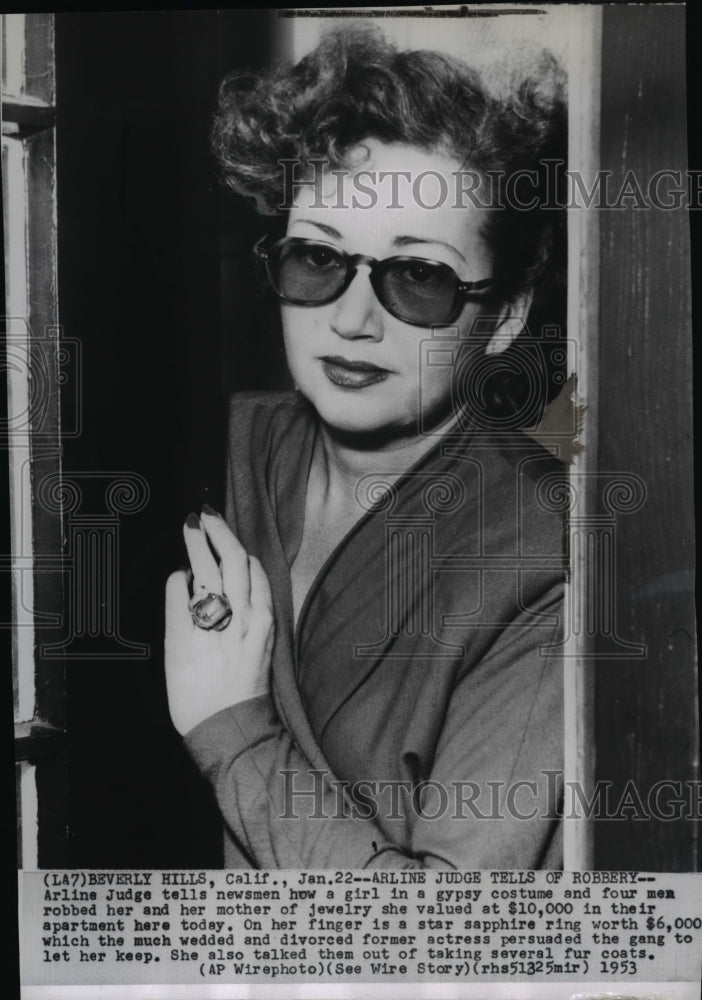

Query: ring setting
[189,591,233,631]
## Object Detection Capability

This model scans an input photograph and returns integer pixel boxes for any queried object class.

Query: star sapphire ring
[189,591,233,632]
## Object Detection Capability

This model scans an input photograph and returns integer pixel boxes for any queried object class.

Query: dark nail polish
[202,503,220,517]
[185,512,200,529]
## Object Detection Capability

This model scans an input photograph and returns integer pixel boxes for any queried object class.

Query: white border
[20,982,699,1000]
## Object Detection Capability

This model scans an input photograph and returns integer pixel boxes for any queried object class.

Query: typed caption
[21,870,702,986]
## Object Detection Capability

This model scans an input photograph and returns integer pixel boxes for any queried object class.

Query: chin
[316,404,398,437]
[306,389,422,442]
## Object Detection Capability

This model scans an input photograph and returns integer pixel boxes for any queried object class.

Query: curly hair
[212,23,567,304]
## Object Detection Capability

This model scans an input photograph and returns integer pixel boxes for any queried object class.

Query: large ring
[189,591,233,632]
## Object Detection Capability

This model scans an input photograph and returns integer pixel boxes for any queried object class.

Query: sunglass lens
[274,242,347,303]
[379,261,457,324]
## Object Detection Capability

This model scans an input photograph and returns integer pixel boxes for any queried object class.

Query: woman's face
[281,140,496,440]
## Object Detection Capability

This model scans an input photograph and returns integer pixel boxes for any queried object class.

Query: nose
[330,266,384,341]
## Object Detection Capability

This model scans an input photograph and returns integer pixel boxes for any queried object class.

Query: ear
[485,289,534,355]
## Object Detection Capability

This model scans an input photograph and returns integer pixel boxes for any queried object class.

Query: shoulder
[227,389,304,424]
[470,426,565,494]
[446,425,565,496]
[466,427,566,560]
[473,426,564,475]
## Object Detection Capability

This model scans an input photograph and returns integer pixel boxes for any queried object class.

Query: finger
[200,510,250,608]
[248,555,273,613]
[165,569,193,641]
[183,514,222,596]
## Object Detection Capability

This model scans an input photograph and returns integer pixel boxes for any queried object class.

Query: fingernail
[201,503,221,518]
[185,512,200,529]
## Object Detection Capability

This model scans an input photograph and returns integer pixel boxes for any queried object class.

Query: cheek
[417,362,455,411]
[281,309,314,365]
[281,303,333,340]
[392,341,455,420]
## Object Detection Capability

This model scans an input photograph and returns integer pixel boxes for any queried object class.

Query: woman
[165,25,567,869]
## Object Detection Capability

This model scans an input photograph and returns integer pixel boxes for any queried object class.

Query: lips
[319,355,390,389]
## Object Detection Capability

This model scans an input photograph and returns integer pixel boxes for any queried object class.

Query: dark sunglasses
[254,235,494,326]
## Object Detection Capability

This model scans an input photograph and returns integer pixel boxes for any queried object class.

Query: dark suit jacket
[186,391,566,869]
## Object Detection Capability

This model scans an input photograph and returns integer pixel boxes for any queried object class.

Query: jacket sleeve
[183,585,563,870]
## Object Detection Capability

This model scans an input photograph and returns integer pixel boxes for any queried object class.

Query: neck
[313,410,460,504]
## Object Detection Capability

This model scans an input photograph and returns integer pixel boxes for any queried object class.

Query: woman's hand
[165,508,275,736]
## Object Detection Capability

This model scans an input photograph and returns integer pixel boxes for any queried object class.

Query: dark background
[54,10,286,867]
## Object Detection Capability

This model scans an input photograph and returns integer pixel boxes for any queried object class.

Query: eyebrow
[290,219,467,264]
[289,220,343,239]
[393,235,467,264]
